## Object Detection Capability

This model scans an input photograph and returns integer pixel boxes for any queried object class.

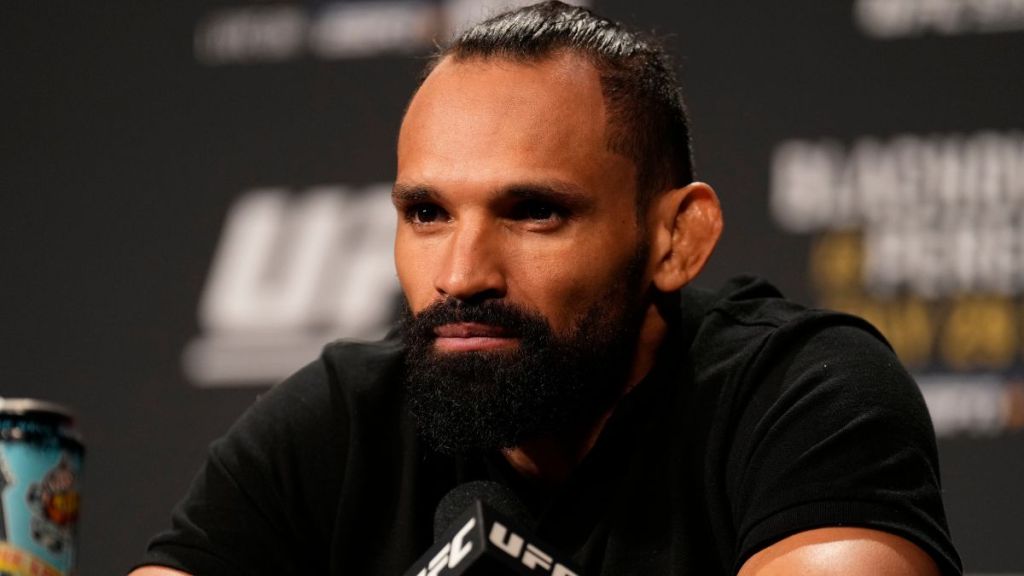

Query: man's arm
[128,567,193,576]
[739,527,939,576]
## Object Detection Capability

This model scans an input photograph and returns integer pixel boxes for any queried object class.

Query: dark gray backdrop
[3,1,1022,574]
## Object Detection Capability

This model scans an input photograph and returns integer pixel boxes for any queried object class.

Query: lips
[433,323,517,352]
[434,323,510,338]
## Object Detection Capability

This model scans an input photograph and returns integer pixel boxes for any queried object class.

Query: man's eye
[527,203,554,220]
[516,201,560,221]
[407,204,443,224]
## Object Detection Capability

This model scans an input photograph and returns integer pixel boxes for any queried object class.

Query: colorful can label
[0,399,83,576]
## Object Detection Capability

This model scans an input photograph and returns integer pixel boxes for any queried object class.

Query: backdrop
[3,1,1022,574]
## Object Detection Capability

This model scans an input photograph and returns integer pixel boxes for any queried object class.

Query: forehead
[397,53,634,197]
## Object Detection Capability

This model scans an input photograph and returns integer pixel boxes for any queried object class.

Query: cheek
[508,235,637,329]
[394,233,435,311]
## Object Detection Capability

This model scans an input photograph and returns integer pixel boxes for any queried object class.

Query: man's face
[394,53,653,452]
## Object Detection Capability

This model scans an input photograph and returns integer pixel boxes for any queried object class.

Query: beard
[399,250,647,456]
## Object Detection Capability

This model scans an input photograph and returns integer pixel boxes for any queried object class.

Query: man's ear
[648,182,723,292]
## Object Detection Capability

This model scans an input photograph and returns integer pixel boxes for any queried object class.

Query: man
[133,2,961,575]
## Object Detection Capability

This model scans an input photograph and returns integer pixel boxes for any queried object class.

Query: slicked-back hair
[423,1,695,208]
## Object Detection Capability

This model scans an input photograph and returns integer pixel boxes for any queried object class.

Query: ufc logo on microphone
[489,521,579,576]
[415,518,476,576]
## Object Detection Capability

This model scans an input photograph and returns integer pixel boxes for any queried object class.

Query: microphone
[403,481,583,576]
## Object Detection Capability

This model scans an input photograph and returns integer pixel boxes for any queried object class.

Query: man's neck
[501,305,669,485]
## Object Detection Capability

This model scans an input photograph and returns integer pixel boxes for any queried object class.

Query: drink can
[0,398,83,576]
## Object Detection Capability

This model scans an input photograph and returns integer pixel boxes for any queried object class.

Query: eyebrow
[392,180,593,212]
[505,182,592,212]
[391,183,438,204]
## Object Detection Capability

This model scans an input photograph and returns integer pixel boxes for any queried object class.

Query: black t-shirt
[141,277,962,575]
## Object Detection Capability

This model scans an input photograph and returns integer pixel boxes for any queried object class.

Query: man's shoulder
[677,275,898,403]
[239,337,406,431]
[294,336,407,406]
[682,275,888,360]
[685,275,874,329]
[320,336,406,382]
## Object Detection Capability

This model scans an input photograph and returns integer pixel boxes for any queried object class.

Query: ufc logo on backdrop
[182,185,400,387]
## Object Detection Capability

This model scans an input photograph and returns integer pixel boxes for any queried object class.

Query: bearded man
[132,2,961,575]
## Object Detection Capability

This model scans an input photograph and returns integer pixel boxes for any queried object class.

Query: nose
[434,220,507,304]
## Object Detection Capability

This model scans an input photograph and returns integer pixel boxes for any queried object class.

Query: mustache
[401,299,550,340]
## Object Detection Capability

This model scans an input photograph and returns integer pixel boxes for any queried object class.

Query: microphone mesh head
[433,481,532,541]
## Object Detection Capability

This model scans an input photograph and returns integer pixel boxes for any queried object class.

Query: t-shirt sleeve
[138,356,348,576]
[723,320,961,575]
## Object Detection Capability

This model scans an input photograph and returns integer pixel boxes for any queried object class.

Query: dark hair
[424,1,695,207]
